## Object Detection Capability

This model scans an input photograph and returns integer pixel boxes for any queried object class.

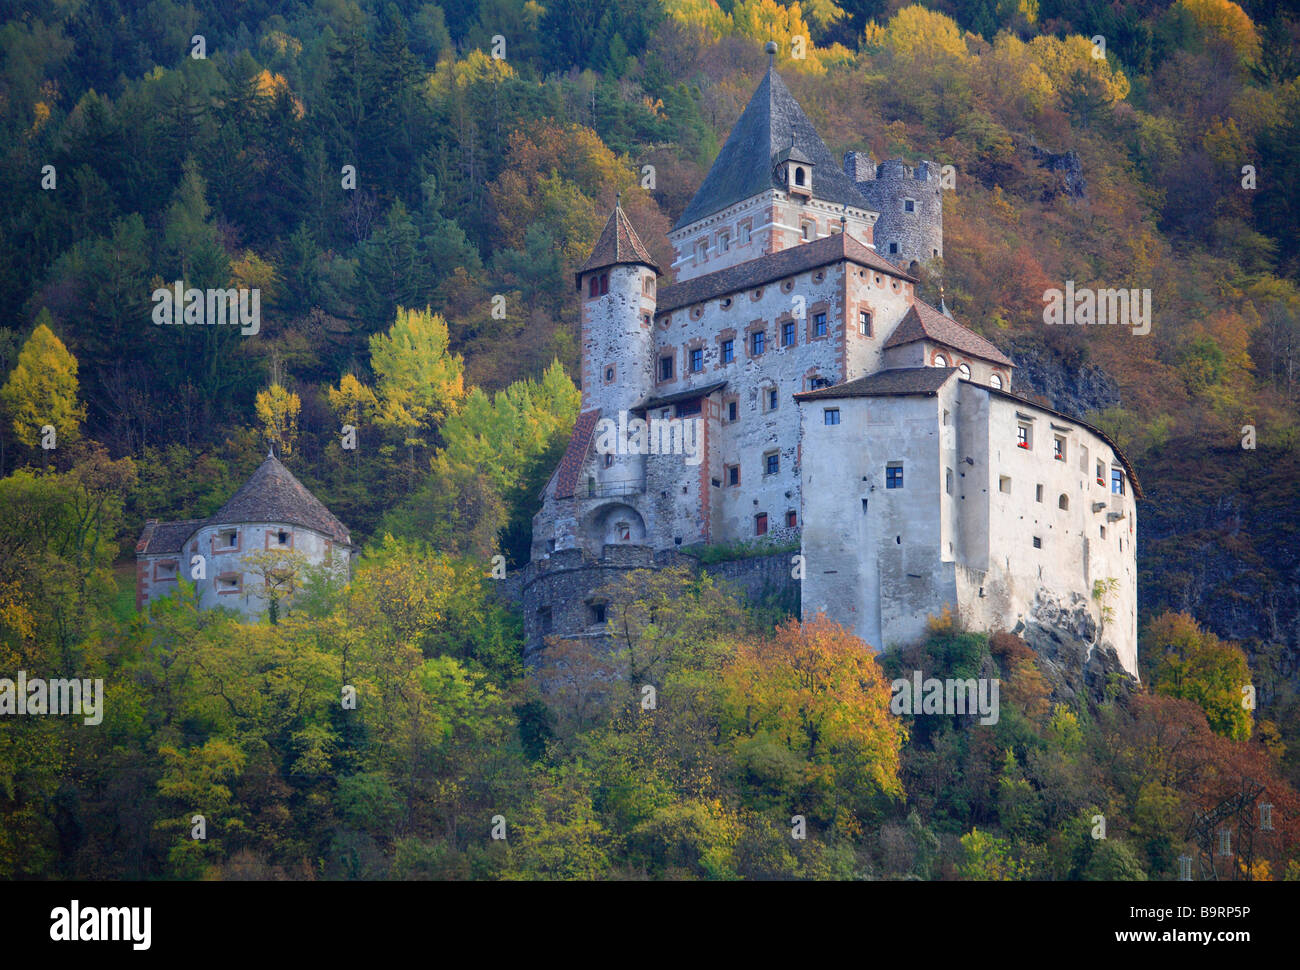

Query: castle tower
[668,51,879,282]
[574,198,660,417]
[846,152,944,273]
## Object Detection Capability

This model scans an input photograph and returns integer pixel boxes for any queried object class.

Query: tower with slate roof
[136,454,353,618]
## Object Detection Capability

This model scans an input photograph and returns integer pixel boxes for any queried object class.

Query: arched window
[1058,494,1069,510]
[934,354,947,368]
[794,166,806,186]
[958,363,971,380]
[990,373,1003,390]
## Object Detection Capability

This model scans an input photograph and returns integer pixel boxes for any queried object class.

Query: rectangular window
[1017,425,1031,449]
[1036,484,1043,502]
[859,310,872,336]
[689,348,703,372]
[765,452,779,475]
[814,312,827,337]
[755,513,768,536]
[727,465,739,486]
[1111,469,1125,495]
[946,468,954,495]
[659,355,674,380]
[1097,462,1105,485]
[903,198,915,213]
[801,222,812,241]
[1032,536,1042,549]
[727,400,738,422]
[721,338,734,363]
[999,476,1011,494]
[738,222,751,244]
[1054,435,1066,461]
[786,510,797,528]
[886,463,903,489]
[824,408,840,425]
[782,321,796,346]
[767,388,778,411]
[888,242,899,254]
[719,232,730,252]
[751,330,765,355]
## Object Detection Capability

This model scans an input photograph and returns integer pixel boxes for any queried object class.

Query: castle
[524,49,1140,675]
[136,454,354,618]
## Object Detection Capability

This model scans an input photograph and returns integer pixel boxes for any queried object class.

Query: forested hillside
[2,0,1299,879]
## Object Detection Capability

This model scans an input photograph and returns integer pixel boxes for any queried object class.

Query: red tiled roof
[882,300,1014,367]
[575,205,659,288]
[554,410,601,499]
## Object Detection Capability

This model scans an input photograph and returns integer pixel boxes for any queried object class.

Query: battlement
[844,151,944,268]
[843,152,942,185]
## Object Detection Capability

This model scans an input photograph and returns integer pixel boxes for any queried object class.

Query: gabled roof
[673,65,874,230]
[210,455,352,544]
[883,300,1015,367]
[657,231,914,315]
[575,203,659,288]
[794,367,956,401]
[554,410,602,499]
[136,519,204,555]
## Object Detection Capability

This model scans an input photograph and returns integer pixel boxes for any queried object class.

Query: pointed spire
[575,201,660,290]
[673,60,870,230]
[766,40,777,71]
[938,285,953,318]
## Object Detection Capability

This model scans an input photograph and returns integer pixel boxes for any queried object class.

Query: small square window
[886,464,903,489]
[903,198,915,213]
[824,408,840,426]
[721,339,734,363]
[999,476,1011,494]
[755,513,768,536]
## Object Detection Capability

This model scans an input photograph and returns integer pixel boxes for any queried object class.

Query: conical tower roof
[575,200,660,289]
[209,455,352,544]
[673,63,872,230]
